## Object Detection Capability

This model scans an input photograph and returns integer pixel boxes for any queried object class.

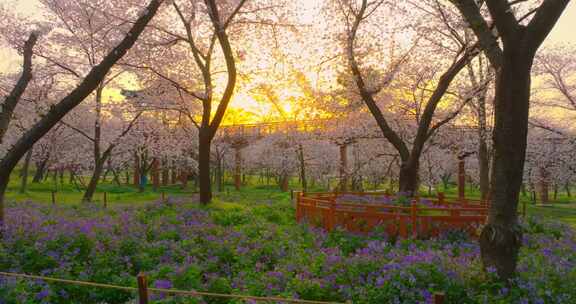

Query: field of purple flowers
[1,199,575,303]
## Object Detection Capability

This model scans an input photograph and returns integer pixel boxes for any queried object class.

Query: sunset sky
[1,0,576,123]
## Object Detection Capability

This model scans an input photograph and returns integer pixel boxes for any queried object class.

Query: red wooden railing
[295,192,490,238]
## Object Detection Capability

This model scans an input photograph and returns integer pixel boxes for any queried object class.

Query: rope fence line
[0,271,347,304]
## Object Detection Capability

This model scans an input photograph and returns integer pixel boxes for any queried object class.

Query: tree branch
[0,32,38,144]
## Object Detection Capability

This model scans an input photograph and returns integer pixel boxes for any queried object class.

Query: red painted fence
[296,192,491,238]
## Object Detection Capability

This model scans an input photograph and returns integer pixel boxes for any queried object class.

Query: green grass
[6,174,195,206]
[436,184,576,227]
[6,171,576,226]
[5,171,296,207]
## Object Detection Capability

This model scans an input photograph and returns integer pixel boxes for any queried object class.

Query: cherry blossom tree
[330,0,482,195]
[450,0,570,281]
[0,0,164,224]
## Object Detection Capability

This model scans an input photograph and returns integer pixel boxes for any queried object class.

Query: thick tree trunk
[398,160,419,196]
[19,148,33,193]
[198,133,212,204]
[479,50,531,282]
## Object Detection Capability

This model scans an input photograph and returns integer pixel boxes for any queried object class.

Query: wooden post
[328,198,336,231]
[411,200,418,238]
[458,158,465,201]
[137,273,148,304]
[51,191,56,206]
[437,192,445,206]
[433,293,445,304]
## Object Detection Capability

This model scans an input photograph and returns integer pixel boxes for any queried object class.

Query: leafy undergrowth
[0,200,575,304]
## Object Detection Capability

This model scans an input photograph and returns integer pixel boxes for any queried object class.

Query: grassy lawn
[6,173,576,226]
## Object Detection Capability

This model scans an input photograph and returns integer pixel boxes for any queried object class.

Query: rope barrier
[0,271,346,304]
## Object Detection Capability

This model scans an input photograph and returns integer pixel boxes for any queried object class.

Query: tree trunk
[565,183,571,197]
[180,170,188,189]
[171,168,177,185]
[479,51,531,282]
[458,159,466,201]
[398,160,419,196]
[151,158,159,192]
[161,159,169,186]
[133,152,140,187]
[82,159,105,203]
[553,184,558,201]
[298,144,307,192]
[478,139,490,200]
[198,133,212,204]
[538,167,549,204]
[339,144,348,192]
[59,169,64,187]
[82,148,112,202]
[215,156,223,192]
[19,148,33,193]
[280,173,289,192]
[112,169,121,186]
[0,33,37,144]
[69,169,75,184]
[234,146,242,190]
[33,159,47,183]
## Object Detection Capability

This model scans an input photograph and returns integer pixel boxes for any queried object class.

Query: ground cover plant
[1,193,575,304]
